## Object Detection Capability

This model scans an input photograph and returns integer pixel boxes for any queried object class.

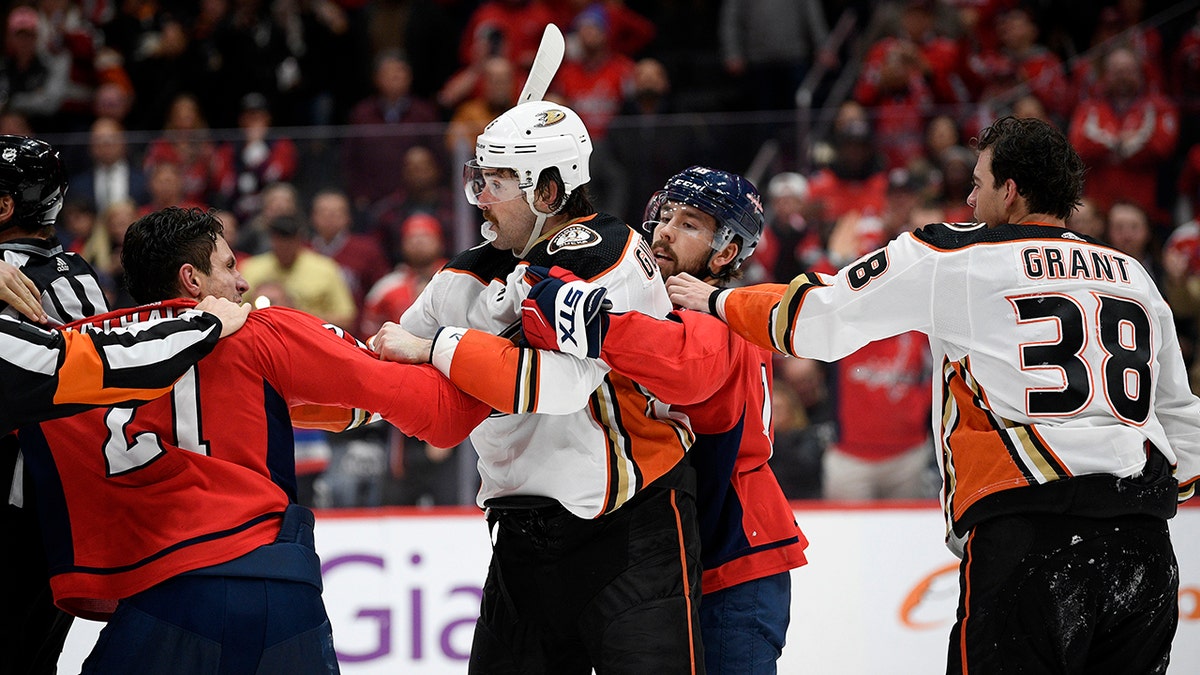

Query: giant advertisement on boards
[62,504,1199,673]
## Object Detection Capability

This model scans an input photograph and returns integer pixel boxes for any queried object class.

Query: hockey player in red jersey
[19,207,490,674]
[668,117,1200,673]
[521,166,809,673]
[0,134,250,675]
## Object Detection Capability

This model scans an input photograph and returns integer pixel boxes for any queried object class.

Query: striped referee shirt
[0,310,223,435]
[3,234,111,503]
[1,235,108,324]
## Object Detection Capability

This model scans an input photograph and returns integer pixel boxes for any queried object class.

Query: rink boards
[62,503,1200,673]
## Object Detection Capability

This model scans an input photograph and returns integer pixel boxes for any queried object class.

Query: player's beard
[652,238,708,279]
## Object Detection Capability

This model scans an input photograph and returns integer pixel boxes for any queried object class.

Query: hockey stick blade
[517,24,565,104]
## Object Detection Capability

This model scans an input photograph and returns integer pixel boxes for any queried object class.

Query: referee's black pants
[947,512,1177,674]
[0,454,72,675]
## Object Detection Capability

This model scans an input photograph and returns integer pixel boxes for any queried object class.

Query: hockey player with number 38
[666,116,1200,673]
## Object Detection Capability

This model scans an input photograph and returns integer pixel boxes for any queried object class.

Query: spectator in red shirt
[854,36,935,170]
[1069,46,1178,228]
[820,167,937,500]
[142,93,229,209]
[964,6,1071,129]
[215,92,298,223]
[343,51,442,214]
[31,0,104,132]
[750,171,828,284]
[457,0,556,72]
[1071,5,1165,101]
[553,5,634,141]
[548,0,655,57]
[807,115,890,234]
[360,213,447,337]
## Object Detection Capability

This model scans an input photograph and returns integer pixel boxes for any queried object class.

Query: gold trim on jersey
[590,377,693,515]
[590,377,639,512]
[512,347,540,414]
[941,357,1073,523]
[939,357,960,526]
[1180,479,1196,502]
[776,273,829,356]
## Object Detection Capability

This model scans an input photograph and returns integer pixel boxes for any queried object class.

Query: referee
[0,135,111,675]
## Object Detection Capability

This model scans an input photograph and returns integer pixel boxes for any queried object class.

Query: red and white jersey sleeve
[21,301,489,619]
[0,309,220,435]
[720,223,1200,525]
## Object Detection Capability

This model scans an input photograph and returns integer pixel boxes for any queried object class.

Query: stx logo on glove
[557,287,586,347]
[520,265,611,359]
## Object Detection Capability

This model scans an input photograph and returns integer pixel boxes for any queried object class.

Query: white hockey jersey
[402,213,691,518]
[716,222,1200,553]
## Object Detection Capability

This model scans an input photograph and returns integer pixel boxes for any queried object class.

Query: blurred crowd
[7,0,1200,505]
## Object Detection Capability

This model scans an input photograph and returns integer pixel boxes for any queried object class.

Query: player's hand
[666,273,718,313]
[0,260,49,323]
[370,322,433,364]
[196,296,251,338]
[520,265,609,359]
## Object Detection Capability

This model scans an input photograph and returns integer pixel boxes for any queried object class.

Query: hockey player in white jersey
[373,99,704,673]
[666,115,1199,674]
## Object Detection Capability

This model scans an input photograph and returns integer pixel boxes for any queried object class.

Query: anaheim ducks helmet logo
[1,148,15,162]
[535,109,567,127]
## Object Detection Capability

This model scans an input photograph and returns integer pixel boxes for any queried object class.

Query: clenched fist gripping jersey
[716,223,1200,552]
[20,300,489,618]
[402,213,692,517]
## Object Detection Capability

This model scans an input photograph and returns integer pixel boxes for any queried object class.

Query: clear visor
[463,160,526,206]
[643,198,733,252]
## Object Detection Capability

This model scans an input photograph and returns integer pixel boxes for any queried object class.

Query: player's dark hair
[712,236,746,283]
[974,116,1085,219]
[122,206,224,303]
[536,166,593,219]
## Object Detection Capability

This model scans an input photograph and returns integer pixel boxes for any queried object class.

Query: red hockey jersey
[21,300,489,619]
[600,309,809,593]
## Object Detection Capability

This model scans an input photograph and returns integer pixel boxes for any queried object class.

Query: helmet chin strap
[515,187,562,259]
[696,252,721,282]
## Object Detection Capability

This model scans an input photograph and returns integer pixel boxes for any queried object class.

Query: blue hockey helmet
[0,135,67,233]
[643,166,764,271]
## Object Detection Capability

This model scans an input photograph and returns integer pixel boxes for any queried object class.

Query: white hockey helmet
[466,100,592,205]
